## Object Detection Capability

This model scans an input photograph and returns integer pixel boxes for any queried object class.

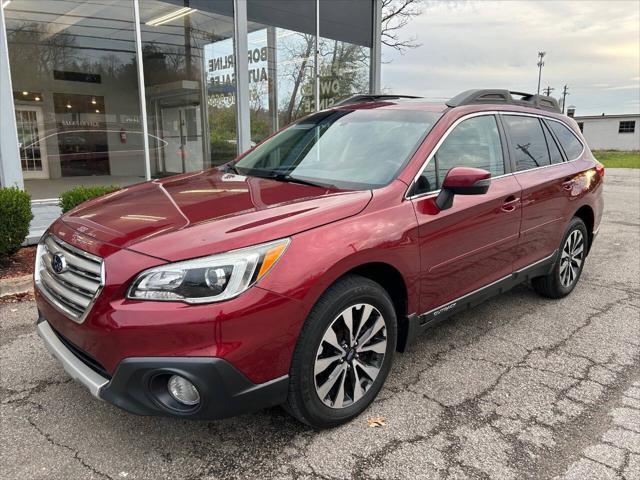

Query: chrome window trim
[34,234,105,324]
[405,110,585,200]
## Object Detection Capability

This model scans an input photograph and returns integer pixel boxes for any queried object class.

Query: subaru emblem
[51,253,67,274]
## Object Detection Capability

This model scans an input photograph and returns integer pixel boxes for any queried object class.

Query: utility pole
[543,86,555,97]
[561,85,569,114]
[537,51,546,95]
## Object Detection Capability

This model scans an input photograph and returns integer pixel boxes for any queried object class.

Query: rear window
[503,115,551,171]
[547,120,584,160]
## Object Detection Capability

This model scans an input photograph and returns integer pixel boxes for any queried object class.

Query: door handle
[501,195,519,212]
[562,177,573,190]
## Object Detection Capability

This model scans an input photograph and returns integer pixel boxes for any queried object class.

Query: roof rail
[446,89,561,113]
[335,94,421,106]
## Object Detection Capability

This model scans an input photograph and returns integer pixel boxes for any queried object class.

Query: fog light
[167,375,200,406]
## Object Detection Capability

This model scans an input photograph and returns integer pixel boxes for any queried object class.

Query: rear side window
[503,115,551,171]
[542,122,564,164]
[547,120,584,160]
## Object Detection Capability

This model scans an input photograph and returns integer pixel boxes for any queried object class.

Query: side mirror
[435,167,492,210]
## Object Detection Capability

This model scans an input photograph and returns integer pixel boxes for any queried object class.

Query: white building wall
[578,117,640,151]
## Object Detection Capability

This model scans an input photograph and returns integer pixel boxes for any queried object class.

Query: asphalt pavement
[1,168,639,480]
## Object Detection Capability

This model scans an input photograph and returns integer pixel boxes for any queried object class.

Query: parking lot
[1,168,639,480]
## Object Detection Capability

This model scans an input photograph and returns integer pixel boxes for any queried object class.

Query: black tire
[284,274,397,428]
[532,217,588,299]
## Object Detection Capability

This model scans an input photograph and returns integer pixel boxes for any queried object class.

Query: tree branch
[381,0,423,52]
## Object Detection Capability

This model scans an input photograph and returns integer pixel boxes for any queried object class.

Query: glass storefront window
[246,0,372,144]
[318,38,370,110]
[138,0,236,176]
[5,0,145,199]
[1,0,376,197]
[318,0,372,109]
[247,0,317,144]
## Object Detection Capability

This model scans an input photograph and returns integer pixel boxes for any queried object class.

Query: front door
[16,106,49,180]
[410,114,522,311]
[160,104,203,174]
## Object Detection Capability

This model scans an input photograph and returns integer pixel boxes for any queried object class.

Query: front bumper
[37,318,289,419]
[37,319,108,397]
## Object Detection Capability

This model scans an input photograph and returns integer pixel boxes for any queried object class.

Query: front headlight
[127,238,289,303]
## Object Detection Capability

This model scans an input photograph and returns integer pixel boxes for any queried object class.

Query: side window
[503,116,551,171]
[413,115,505,195]
[547,120,584,160]
[434,115,505,185]
[416,157,437,194]
[542,122,564,164]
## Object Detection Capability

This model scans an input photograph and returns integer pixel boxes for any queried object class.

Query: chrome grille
[35,234,104,323]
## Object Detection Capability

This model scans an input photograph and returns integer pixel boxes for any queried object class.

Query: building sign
[59,120,101,128]
[301,78,343,111]
[207,44,269,88]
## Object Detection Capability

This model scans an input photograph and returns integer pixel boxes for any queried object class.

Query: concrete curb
[0,275,33,297]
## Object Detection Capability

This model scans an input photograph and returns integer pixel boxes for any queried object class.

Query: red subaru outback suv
[35,90,603,428]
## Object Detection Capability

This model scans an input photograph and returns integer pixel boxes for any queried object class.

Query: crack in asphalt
[25,415,115,480]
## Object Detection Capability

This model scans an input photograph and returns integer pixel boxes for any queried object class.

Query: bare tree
[381,0,423,52]
[280,33,315,124]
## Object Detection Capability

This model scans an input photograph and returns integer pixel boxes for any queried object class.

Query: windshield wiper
[221,163,240,174]
[258,172,334,189]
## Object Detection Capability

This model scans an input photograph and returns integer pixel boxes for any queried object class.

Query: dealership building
[0,0,381,238]
[573,114,639,151]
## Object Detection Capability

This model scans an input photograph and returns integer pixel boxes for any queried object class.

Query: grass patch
[592,150,640,168]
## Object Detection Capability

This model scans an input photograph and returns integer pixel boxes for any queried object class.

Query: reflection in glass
[318,37,370,110]
[245,0,373,144]
[246,26,316,144]
[138,0,236,176]
[5,0,144,198]
[235,109,441,190]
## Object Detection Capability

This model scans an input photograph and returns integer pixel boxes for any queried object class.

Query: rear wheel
[285,275,397,428]
[533,217,588,299]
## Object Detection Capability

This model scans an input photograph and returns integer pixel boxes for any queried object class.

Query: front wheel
[285,275,397,428]
[533,217,588,299]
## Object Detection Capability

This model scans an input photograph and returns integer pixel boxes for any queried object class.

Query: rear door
[501,114,580,270]
[410,113,522,311]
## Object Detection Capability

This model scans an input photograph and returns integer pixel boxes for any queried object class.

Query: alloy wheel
[559,229,585,287]
[314,303,387,409]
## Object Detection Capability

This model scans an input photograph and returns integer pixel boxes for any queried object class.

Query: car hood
[61,169,372,261]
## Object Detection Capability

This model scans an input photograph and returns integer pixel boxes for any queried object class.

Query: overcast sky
[381,0,640,115]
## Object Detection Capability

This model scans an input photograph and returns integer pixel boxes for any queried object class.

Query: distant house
[572,114,639,151]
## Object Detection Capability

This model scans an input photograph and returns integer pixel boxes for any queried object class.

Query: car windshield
[232,108,442,189]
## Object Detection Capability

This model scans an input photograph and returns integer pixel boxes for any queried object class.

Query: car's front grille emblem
[51,253,67,274]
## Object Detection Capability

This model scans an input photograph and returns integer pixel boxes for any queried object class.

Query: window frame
[619,120,636,134]
[541,120,566,165]
[406,111,585,200]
